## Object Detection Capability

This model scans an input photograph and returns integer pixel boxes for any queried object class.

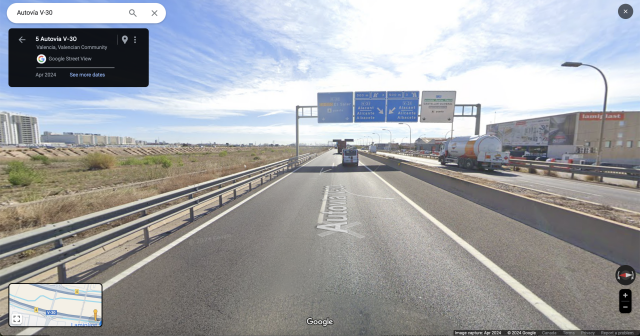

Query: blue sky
[1,0,639,145]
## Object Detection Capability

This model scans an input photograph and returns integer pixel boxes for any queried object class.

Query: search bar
[7,3,166,24]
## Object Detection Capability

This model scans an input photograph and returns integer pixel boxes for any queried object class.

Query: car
[534,156,548,161]
[522,155,538,160]
[342,148,358,166]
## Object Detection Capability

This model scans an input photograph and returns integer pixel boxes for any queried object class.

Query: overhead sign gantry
[295,90,480,156]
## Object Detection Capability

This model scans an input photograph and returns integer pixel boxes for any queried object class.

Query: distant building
[487,111,640,165]
[0,111,40,145]
[415,138,446,152]
[41,131,136,146]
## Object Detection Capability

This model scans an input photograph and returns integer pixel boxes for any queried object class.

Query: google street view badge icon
[37,54,46,64]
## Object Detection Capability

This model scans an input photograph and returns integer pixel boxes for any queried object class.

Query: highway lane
[18,149,638,335]
[377,151,640,212]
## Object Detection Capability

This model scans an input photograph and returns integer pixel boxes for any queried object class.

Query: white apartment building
[0,111,40,145]
[41,132,136,145]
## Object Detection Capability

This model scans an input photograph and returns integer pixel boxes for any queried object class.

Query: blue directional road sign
[318,92,354,123]
[355,91,386,123]
[386,91,419,122]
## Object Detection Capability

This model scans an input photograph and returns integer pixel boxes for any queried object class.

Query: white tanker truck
[438,135,509,170]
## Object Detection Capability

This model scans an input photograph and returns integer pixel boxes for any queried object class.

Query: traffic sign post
[318,92,354,123]
[387,91,419,122]
[355,91,386,123]
[420,91,456,123]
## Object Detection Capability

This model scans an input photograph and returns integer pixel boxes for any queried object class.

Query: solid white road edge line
[360,160,580,331]
[17,153,324,336]
[318,186,329,224]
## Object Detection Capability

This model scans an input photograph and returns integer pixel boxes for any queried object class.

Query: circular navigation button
[616,265,636,285]
[619,4,633,19]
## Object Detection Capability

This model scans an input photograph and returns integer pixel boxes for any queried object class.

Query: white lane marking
[360,159,580,330]
[319,167,323,174]
[318,186,329,224]
[17,154,323,336]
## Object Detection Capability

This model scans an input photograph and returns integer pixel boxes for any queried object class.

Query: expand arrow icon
[19,36,25,43]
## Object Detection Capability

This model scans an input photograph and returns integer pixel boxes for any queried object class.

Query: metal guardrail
[378,151,640,188]
[0,153,316,290]
[507,159,640,187]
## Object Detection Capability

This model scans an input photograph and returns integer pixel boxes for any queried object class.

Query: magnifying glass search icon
[129,9,136,17]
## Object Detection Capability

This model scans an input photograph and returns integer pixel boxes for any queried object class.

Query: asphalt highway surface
[14,149,638,335]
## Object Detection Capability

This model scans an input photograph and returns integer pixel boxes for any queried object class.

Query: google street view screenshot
[0,1,638,335]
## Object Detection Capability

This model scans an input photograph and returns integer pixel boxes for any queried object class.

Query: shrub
[142,155,172,168]
[6,160,41,186]
[218,151,228,157]
[585,175,598,182]
[4,161,28,174]
[31,155,51,165]
[253,156,260,160]
[120,157,144,166]
[8,167,42,186]
[82,153,117,170]
[528,168,537,174]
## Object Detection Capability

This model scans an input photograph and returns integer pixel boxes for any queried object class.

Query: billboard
[548,114,576,145]
[486,114,575,146]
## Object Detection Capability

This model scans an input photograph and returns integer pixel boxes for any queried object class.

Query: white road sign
[420,91,456,123]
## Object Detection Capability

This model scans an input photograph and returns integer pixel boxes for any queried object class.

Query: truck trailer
[439,135,509,170]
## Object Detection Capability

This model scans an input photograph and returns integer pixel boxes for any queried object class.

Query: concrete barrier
[362,152,640,269]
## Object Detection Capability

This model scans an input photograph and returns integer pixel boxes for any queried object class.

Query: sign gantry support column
[295,105,318,157]
[452,104,482,136]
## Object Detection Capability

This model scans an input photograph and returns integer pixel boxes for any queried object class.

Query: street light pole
[562,62,608,166]
[399,123,412,150]
[372,133,381,148]
[382,129,392,151]
[444,130,453,141]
